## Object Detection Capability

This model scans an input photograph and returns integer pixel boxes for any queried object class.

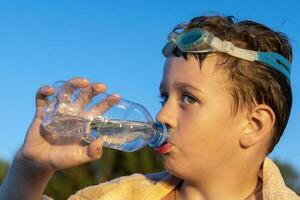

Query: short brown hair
[171,15,293,153]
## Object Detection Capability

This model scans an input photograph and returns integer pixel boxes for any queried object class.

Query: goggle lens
[178,29,203,46]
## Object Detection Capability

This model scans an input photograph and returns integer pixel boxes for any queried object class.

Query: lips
[154,142,173,154]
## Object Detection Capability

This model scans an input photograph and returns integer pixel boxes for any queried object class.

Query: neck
[175,160,264,200]
[176,176,261,200]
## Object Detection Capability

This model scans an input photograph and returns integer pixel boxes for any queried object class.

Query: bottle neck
[149,122,168,148]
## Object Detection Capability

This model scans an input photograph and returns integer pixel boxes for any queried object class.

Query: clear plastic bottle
[42,81,168,152]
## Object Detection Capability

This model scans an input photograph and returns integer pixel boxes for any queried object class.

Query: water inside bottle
[42,112,90,141]
[89,119,155,152]
[42,112,157,152]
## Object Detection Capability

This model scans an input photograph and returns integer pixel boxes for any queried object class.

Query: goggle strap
[210,36,291,80]
[209,35,257,61]
[257,52,291,80]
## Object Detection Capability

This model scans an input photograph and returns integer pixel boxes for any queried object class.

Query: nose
[156,101,177,129]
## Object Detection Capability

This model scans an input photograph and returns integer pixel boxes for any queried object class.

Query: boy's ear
[240,104,275,148]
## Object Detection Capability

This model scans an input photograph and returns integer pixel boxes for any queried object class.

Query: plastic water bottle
[42,81,168,152]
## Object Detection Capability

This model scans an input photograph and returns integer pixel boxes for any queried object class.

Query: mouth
[154,141,173,154]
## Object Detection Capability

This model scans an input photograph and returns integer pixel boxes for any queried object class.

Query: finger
[88,136,105,159]
[82,136,105,161]
[75,83,106,109]
[86,94,121,119]
[68,77,90,88]
[35,85,55,118]
[57,77,90,104]
[92,83,107,93]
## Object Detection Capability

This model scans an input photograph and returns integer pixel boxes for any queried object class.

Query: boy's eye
[159,93,168,106]
[181,94,197,104]
[159,93,198,106]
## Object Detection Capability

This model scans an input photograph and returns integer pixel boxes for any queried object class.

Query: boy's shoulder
[263,157,300,199]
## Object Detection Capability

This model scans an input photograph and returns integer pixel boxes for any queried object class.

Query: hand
[20,77,111,171]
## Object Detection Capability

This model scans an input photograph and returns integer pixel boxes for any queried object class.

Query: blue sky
[0,0,299,172]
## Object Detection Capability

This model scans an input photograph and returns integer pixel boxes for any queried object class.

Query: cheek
[175,108,238,157]
[174,112,208,152]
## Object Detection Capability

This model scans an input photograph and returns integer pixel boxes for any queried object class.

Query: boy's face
[157,55,247,179]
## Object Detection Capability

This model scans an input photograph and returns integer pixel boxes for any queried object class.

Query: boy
[0,15,299,200]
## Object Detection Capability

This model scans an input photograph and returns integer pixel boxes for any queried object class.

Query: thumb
[86,136,105,161]
[72,137,104,166]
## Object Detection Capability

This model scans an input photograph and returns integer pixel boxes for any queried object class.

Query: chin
[162,155,184,178]
[162,155,174,169]
[164,166,186,181]
[162,155,203,181]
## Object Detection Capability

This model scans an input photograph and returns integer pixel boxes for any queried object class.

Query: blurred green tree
[0,159,9,184]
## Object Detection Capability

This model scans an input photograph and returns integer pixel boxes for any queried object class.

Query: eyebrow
[159,81,204,94]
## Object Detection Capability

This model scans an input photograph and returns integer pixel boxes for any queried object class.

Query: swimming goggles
[162,24,291,81]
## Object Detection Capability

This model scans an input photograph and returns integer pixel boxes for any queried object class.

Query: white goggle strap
[208,34,258,61]
[209,35,290,80]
